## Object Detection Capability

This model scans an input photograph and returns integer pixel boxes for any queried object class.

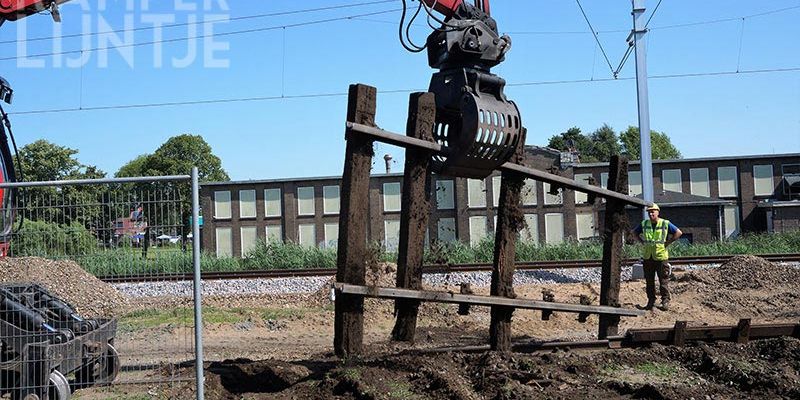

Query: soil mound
[0,256,128,318]
[692,255,800,290]
[675,255,800,318]
[199,337,800,399]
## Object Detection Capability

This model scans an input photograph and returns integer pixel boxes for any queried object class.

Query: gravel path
[113,262,800,299]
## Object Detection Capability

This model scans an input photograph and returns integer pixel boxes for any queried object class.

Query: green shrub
[10,220,98,257]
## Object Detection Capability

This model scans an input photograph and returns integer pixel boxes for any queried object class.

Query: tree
[547,127,599,162]
[115,154,151,178]
[619,126,682,160]
[145,134,229,181]
[15,139,107,229]
[115,135,229,236]
[587,124,621,162]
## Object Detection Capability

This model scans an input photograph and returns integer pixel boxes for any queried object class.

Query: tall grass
[21,230,800,277]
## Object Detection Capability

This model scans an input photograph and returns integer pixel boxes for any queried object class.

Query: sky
[1,0,798,181]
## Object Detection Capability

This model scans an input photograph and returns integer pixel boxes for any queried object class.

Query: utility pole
[631,0,654,209]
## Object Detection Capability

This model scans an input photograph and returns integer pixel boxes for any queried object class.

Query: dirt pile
[0,256,128,318]
[199,337,800,399]
[674,255,800,318]
[690,255,800,290]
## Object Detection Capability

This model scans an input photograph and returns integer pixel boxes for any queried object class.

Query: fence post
[391,92,435,342]
[490,129,526,352]
[599,156,629,339]
[191,167,205,399]
[334,84,376,357]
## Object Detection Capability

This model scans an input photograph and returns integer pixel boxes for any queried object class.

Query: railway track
[99,253,800,283]
[409,319,800,354]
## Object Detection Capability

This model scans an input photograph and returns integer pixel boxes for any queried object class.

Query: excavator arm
[0,0,67,22]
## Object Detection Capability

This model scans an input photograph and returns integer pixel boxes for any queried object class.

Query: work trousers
[643,258,670,304]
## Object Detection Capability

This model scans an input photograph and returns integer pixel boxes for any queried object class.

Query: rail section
[99,253,800,283]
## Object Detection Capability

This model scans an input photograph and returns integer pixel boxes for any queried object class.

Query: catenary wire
[575,0,615,75]
[9,67,800,116]
[613,0,662,78]
[0,0,397,45]
[0,8,402,62]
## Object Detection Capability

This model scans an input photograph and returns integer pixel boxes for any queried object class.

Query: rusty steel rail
[346,122,650,207]
[98,253,800,283]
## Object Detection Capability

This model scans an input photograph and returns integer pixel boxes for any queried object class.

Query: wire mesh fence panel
[0,177,199,398]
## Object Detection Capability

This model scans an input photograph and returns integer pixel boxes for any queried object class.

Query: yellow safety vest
[642,219,670,261]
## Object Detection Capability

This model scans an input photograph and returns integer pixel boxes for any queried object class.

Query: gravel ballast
[112,261,799,299]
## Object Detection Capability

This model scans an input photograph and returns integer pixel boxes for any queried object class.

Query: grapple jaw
[428,68,523,179]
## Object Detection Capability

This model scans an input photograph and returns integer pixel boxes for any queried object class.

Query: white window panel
[521,214,538,243]
[467,179,487,208]
[576,213,595,240]
[323,186,340,214]
[753,164,774,196]
[717,167,738,198]
[689,168,710,197]
[492,175,502,207]
[662,169,682,193]
[214,191,231,219]
[384,220,401,251]
[239,190,256,218]
[522,179,537,205]
[543,183,563,205]
[265,225,282,243]
[544,213,564,245]
[324,223,339,248]
[437,218,456,243]
[628,171,642,196]
[601,173,609,189]
[574,174,592,204]
[298,224,317,248]
[468,216,487,246]
[215,227,232,257]
[383,182,402,212]
[264,188,282,217]
[436,180,455,210]
[724,205,740,238]
[297,187,316,216]
[240,226,257,256]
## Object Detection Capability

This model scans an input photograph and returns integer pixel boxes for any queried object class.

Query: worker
[633,203,682,311]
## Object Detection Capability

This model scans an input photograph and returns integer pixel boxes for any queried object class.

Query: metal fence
[0,170,203,399]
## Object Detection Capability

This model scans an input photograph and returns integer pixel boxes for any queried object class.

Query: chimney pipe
[383,154,393,174]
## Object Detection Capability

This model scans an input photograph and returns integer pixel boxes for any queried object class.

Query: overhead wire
[9,66,800,116]
[508,4,800,35]
[0,8,403,62]
[575,0,615,76]
[613,0,662,78]
[0,0,397,45]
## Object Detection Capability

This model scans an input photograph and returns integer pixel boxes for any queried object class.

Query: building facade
[200,149,800,258]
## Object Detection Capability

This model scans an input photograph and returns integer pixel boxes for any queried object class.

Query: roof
[202,172,405,187]
[647,191,735,207]
[575,152,800,168]
[757,200,800,208]
[609,191,734,209]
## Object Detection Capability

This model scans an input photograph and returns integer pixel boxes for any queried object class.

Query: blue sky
[1,0,798,180]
